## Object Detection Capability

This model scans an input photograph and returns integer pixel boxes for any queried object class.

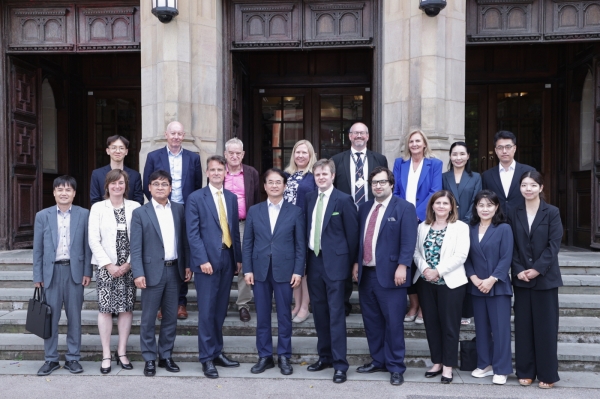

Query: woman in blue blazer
[507,171,563,389]
[464,190,513,385]
[283,140,318,323]
[393,130,443,323]
[442,142,482,325]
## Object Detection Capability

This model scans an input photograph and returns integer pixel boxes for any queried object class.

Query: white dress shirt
[363,194,393,266]
[208,183,228,220]
[405,159,423,207]
[56,206,71,261]
[151,198,177,261]
[308,185,334,251]
[499,160,516,197]
[350,148,369,202]
[168,146,184,203]
[267,198,283,234]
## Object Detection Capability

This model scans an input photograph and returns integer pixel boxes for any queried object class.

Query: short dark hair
[494,130,517,146]
[148,170,172,185]
[369,166,395,189]
[470,190,506,226]
[106,135,130,148]
[312,158,336,175]
[520,170,546,201]
[53,175,77,191]
[104,169,130,200]
[447,141,473,176]
[207,155,227,167]
[262,168,287,185]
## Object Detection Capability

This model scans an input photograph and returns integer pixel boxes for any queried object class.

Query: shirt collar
[373,193,393,209]
[151,198,171,209]
[56,206,72,215]
[226,164,244,175]
[267,198,283,208]
[167,146,183,157]
[208,183,224,196]
[351,147,366,156]
[499,160,516,172]
[318,185,335,198]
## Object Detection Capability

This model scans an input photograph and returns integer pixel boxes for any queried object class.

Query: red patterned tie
[363,203,382,264]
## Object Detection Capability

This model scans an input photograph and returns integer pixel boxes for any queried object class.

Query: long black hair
[470,190,506,226]
[447,141,473,176]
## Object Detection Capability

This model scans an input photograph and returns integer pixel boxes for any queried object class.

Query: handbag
[459,337,477,371]
[25,287,52,339]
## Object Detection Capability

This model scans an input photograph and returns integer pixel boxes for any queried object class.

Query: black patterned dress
[95,207,136,313]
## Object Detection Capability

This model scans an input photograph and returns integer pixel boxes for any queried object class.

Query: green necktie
[313,192,324,256]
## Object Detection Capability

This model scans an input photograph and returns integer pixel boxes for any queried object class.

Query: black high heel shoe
[100,357,112,374]
[441,372,453,384]
[115,350,133,370]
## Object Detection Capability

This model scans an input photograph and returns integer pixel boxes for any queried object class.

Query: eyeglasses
[151,182,170,188]
[350,131,368,137]
[109,146,126,151]
[371,180,389,187]
[495,145,514,152]
[266,181,284,186]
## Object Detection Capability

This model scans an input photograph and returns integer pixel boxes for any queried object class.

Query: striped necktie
[354,152,365,205]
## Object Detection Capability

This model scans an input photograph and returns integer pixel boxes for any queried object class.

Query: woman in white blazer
[88,169,140,374]
[413,190,470,384]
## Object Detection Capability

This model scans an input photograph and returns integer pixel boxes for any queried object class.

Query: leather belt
[54,259,70,265]
[363,265,376,270]
[164,259,178,266]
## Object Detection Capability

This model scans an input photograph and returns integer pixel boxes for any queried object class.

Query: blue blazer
[242,200,306,283]
[442,170,482,223]
[304,188,359,281]
[356,196,418,289]
[392,157,443,222]
[481,161,535,215]
[185,186,242,273]
[143,147,203,203]
[32,205,92,286]
[90,165,144,206]
[464,223,513,297]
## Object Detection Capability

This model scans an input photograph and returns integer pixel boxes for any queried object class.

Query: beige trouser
[236,220,253,309]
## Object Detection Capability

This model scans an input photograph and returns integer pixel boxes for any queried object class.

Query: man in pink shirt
[224,138,260,322]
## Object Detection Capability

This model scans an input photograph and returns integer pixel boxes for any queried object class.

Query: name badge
[117,223,127,231]
[356,178,365,188]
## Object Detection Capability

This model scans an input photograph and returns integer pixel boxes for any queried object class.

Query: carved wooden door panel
[592,63,600,249]
[8,57,41,249]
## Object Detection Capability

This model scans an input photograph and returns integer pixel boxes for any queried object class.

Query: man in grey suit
[33,175,92,376]
[131,170,192,377]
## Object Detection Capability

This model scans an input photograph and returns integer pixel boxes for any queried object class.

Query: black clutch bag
[26,287,52,339]
[459,337,477,371]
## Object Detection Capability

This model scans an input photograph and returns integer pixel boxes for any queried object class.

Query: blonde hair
[402,129,436,160]
[284,140,317,175]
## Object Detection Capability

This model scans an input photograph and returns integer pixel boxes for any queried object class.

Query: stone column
[381,1,466,167]
[139,0,223,177]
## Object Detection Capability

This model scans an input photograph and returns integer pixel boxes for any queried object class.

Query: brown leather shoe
[239,308,251,322]
[177,305,188,319]
[157,309,162,321]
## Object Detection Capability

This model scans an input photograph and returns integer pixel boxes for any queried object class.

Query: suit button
[528,258,532,262]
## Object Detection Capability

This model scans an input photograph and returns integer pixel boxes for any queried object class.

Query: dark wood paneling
[303,0,373,47]
[77,6,140,52]
[8,6,76,52]
[592,61,600,248]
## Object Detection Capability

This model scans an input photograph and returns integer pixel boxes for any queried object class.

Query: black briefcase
[26,287,52,339]
[459,337,477,371]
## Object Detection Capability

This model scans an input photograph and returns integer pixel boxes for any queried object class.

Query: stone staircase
[0,249,599,371]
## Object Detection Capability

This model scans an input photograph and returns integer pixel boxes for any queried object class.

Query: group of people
[32,121,562,389]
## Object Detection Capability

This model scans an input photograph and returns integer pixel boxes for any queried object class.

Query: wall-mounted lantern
[419,0,446,17]
[151,0,179,23]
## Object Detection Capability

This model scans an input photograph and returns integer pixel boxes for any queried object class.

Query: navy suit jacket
[185,186,242,273]
[392,157,443,222]
[143,147,203,203]
[356,195,418,289]
[90,165,144,206]
[304,188,359,281]
[442,170,482,223]
[242,200,306,283]
[285,172,317,212]
[32,205,92,286]
[130,201,189,286]
[331,149,389,196]
[507,200,563,290]
[464,223,513,297]
[481,161,535,215]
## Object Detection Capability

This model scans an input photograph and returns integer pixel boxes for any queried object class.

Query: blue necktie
[354,152,365,205]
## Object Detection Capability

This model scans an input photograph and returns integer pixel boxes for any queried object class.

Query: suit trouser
[194,248,235,363]
[236,221,253,309]
[416,278,466,367]
[306,252,349,371]
[44,262,84,362]
[462,280,474,319]
[140,264,181,361]
[514,286,560,383]
[472,294,513,374]
[253,261,293,359]
[359,267,407,374]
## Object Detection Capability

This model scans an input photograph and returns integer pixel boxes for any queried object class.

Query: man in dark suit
[331,122,388,316]
[90,135,143,205]
[223,138,260,322]
[304,159,358,383]
[481,130,535,215]
[243,168,306,376]
[352,166,418,386]
[131,170,192,377]
[143,121,203,319]
[33,176,92,376]
[186,155,242,379]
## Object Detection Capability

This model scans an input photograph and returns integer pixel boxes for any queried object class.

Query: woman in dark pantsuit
[507,171,563,389]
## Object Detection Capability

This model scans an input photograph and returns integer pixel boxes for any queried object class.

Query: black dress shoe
[144,360,156,377]
[356,362,387,373]
[202,360,219,379]
[251,356,275,374]
[333,370,347,383]
[390,372,404,385]
[100,357,112,374]
[63,360,83,374]
[158,358,180,372]
[307,360,333,372]
[213,353,240,368]
[441,373,453,384]
[425,369,443,378]
[37,361,60,376]
[239,308,251,322]
[278,357,293,375]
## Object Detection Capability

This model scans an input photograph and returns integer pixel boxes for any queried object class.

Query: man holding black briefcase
[32,176,92,376]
